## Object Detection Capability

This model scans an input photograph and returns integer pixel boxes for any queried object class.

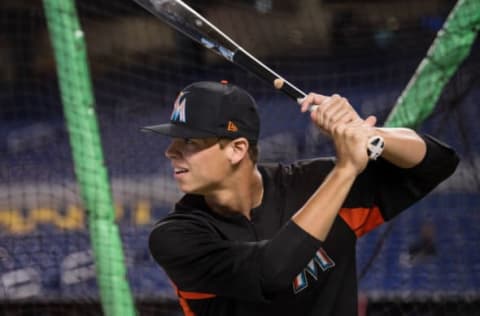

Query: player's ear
[226,138,249,164]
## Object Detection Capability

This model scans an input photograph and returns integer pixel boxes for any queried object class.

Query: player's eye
[183,138,195,145]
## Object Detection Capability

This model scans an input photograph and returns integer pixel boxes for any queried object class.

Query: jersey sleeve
[149,215,322,302]
[340,134,459,237]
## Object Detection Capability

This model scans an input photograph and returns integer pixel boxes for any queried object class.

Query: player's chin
[173,175,211,195]
[175,181,199,194]
[175,181,190,193]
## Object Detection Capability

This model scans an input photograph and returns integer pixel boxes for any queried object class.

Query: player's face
[165,137,232,194]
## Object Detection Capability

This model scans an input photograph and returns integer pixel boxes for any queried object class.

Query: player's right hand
[331,118,377,175]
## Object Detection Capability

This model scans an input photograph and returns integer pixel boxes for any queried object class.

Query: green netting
[385,0,480,127]
[42,0,136,315]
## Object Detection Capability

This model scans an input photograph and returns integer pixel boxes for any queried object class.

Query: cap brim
[141,123,216,138]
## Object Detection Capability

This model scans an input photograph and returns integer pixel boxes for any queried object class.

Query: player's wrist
[331,163,359,179]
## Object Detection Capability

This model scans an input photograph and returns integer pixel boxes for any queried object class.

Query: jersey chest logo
[292,247,335,294]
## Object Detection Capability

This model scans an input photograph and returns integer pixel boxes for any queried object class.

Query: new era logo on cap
[227,121,238,132]
[141,81,260,143]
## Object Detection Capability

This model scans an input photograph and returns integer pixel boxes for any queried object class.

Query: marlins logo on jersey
[293,247,335,294]
[170,92,188,123]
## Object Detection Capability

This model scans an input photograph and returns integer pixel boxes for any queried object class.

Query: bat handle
[307,105,385,161]
[366,135,384,160]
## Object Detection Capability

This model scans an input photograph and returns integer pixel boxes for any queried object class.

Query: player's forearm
[292,166,356,241]
[375,127,426,168]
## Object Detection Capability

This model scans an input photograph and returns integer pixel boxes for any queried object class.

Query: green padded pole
[42,1,136,315]
[385,0,480,128]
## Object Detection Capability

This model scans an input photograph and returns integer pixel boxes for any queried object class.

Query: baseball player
[143,81,459,316]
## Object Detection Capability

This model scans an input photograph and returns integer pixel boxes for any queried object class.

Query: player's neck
[204,167,263,220]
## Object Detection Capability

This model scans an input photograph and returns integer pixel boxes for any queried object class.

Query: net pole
[385,0,480,128]
[42,1,136,315]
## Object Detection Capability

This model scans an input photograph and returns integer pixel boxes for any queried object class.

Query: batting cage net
[0,0,479,315]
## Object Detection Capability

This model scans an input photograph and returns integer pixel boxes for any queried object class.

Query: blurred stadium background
[0,0,479,315]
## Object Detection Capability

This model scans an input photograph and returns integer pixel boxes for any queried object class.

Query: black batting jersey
[149,135,459,316]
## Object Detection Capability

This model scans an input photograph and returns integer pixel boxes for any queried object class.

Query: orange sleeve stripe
[178,290,217,300]
[339,206,384,238]
[177,291,216,316]
[171,282,216,316]
[178,296,196,316]
[171,282,216,300]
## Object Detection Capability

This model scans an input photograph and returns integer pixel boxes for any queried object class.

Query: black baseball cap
[142,81,260,144]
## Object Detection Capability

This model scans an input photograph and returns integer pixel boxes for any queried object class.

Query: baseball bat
[132,0,384,160]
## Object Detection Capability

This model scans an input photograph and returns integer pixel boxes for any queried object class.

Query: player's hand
[299,93,362,136]
[332,119,377,175]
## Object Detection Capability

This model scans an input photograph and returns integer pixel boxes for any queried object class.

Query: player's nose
[165,140,181,160]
